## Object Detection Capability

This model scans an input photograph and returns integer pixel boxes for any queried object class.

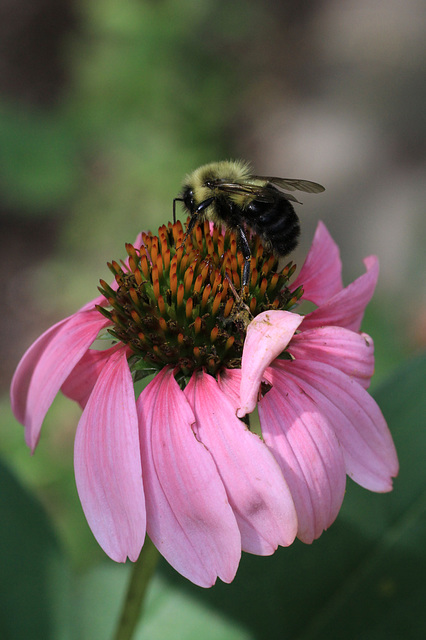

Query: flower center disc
[97,220,302,381]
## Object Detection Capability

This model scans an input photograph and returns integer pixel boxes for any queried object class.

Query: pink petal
[291,221,343,305]
[137,367,241,587]
[74,348,145,562]
[238,310,303,418]
[301,256,379,333]
[288,326,375,389]
[259,365,346,543]
[185,372,297,555]
[275,359,399,491]
[62,346,119,409]
[217,368,242,411]
[11,316,70,425]
[11,309,110,451]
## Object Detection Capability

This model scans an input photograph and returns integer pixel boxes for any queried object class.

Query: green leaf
[0,459,72,640]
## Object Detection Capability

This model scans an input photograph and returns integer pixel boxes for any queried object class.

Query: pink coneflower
[10,220,398,587]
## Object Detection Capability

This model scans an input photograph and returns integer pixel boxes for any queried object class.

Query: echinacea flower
[10,219,398,587]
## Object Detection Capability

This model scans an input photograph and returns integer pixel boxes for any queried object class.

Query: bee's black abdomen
[244,193,300,257]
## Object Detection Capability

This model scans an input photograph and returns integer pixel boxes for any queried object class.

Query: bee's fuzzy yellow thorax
[184,160,252,204]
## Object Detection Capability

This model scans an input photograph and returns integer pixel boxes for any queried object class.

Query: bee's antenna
[173,198,184,224]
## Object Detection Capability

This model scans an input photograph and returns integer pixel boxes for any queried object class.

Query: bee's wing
[215,181,304,204]
[214,181,276,203]
[256,177,325,194]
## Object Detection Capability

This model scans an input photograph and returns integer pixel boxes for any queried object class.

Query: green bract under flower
[97,220,303,380]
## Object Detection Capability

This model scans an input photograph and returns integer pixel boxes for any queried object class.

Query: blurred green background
[0,0,425,638]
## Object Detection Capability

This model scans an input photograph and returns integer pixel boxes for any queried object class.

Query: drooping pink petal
[301,256,379,333]
[61,345,120,409]
[185,371,297,555]
[74,348,145,562]
[291,221,343,306]
[259,366,346,543]
[137,367,241,587]
[11,316,70,425]
[274,359,399,491]
[238,310,303,418]
[12,309,110,451]
[288,326,375,389]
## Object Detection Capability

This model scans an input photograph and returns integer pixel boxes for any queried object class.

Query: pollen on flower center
[97,220,303,381]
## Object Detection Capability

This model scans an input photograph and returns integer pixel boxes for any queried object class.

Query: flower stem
[113,536,160,640]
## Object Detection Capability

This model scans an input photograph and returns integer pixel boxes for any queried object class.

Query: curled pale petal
[301,256,379,333]
[259,366,346,543]
[137,367,241,587]
[291,221,343,305]
[74,348,145,562]
[275,359,399,491]
[11,309,110,451]
[185,372,297,555]
[289,326,375,389]
[238,310,303,418]
[61,345,119,409]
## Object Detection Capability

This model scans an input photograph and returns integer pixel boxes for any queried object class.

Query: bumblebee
[173,160,324,288]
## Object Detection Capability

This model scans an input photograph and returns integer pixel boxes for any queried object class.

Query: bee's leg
[237,226,252,288]
[176,197,216,250]
[182,197,215,240]
[181,214,199,243]
[195,197,215,215]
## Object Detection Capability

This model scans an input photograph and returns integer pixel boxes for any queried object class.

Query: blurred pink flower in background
[10,221,398,587]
